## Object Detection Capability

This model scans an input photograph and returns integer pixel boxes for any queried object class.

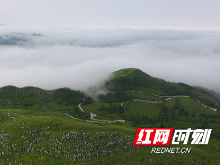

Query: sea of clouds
[0,26,219,92]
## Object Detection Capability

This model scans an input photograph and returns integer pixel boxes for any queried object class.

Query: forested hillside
[0,86,92,110]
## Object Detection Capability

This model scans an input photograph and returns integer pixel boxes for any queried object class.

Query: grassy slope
[164,97,215,115]
[123,102,160,118]
[178,97,215,116]
[107,68,138,81]
[0,109,136,164]
[0,108,219,164]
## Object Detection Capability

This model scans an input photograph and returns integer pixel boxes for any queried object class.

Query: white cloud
[0,26,219,92]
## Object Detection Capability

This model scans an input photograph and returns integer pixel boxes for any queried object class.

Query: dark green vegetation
[0,86,93,109]
[0,68,220,164]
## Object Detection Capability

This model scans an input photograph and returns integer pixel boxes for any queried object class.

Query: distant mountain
[0,86,91,109]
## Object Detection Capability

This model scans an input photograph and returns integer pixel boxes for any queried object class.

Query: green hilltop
[105,68,218,108]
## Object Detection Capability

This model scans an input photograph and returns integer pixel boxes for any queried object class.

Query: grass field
[0,108,219,164]
[95,111,123,120]
[123,101,160,118]
[164,98,176,108]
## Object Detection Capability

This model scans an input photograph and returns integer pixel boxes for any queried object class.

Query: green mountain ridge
[0,68,218,109]
[105,68,218,108]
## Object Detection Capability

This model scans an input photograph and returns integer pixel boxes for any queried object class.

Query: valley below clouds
[0,26,219,92]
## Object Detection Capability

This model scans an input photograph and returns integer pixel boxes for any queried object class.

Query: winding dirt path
[75,103,125,123]
[78,103,84,112]
[196,100,217,111]
[129,91,217,112]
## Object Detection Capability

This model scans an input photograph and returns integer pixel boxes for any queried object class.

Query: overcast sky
[1,0,220,29]
[0,1,220,93]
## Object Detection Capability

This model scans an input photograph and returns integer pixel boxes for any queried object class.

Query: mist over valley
[0,26,219,93]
